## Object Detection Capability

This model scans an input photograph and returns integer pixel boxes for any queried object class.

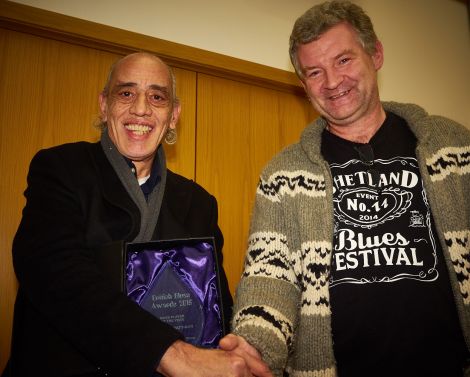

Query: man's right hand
[156,339,273,377]
[219,334,272,377]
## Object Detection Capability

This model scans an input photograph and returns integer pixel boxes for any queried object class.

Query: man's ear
[372,40,384,71]
[98,92,108,122]
[169,102,181,130]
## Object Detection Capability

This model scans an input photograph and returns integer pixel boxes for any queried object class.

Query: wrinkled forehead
[109,54,172,91]
[299,23,366,60]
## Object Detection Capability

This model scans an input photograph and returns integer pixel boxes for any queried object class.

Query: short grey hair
[289,0,378,79]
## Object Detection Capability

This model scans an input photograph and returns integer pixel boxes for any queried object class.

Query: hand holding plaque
[125,238,225,348]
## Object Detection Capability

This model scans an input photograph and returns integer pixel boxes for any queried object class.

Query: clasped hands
[157,333,273,377]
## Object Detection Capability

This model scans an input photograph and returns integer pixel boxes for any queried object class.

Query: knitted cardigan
[232,101,470,377]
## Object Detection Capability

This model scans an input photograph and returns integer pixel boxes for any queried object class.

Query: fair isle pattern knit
[445,230,470,305]
[232,304,294,350]
[295,241,332,317]
[257,170,326,202]
[232,102,470,377]
[426,146,470,182]
[243,232,295,283]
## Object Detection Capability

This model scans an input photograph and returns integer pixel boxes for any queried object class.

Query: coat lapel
[154,170,194,240]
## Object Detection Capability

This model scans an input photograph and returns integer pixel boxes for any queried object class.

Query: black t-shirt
[321,112,468,377]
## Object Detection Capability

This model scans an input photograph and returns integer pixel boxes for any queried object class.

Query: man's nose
[130,93,152,116]
[324,68,343,89]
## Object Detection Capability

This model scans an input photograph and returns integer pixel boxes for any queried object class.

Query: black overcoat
[8,141,232,377]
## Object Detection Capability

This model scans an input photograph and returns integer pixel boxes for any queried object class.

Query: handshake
[157,334,273,377]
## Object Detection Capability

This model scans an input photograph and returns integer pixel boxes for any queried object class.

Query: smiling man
[229,1,470,376]
[5,52,272,377]
[99,53,180,179]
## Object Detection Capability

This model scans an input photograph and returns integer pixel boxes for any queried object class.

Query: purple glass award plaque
[125,238,224,348]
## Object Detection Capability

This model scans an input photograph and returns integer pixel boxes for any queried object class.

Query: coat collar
[90,142,141,241]
[89,142,196,242]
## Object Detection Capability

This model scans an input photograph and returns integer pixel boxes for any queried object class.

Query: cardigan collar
[300,101,431,164]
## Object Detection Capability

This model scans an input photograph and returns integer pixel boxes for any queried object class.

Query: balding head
[102,52,178,106]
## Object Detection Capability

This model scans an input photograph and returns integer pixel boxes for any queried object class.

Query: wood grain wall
[0,1,317,370]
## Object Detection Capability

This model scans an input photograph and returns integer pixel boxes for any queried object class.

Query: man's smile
[124,123,153,136]
[329,89,351,101]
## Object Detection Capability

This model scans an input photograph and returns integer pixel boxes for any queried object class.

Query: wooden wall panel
[0,1,302,94]
[164,68,197,179]
[0,28,197,370]
[196,74,317,293]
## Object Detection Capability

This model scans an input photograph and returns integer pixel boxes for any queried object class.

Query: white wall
[11,0,470,126]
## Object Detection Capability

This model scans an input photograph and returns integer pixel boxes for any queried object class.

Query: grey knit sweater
[232,102,470,376]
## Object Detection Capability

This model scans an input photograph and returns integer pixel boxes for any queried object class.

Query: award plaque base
[125,238,224,348]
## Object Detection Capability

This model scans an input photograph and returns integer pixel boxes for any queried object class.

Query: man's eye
[339,57,350,64]
[149,93,168,105]
[113,91,134,102]
[119,91,133,98]
[308,70,320,78]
